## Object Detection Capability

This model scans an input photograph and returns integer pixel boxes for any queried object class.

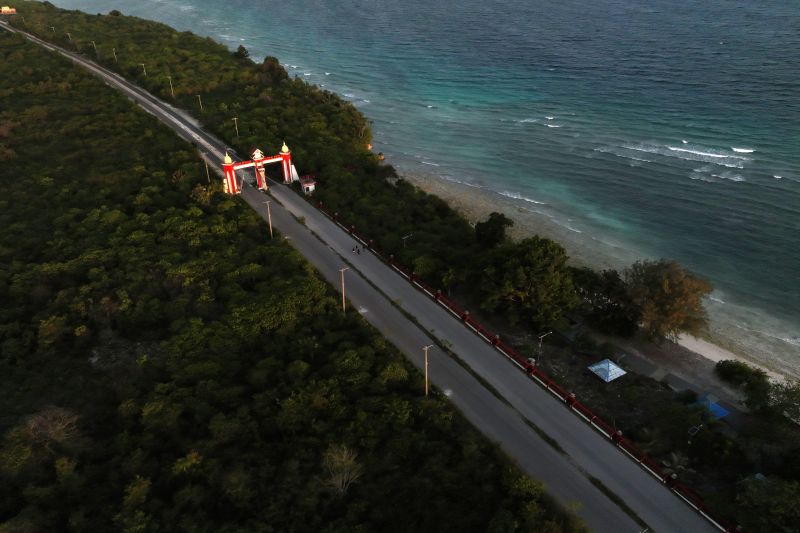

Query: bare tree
[22,406,80,454]
[322,444,363,496]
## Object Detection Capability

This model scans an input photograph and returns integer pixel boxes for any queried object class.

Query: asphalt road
[3,21,719,533]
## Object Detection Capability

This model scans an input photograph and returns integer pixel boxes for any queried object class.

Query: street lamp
[423,344,434,396]
[166,75,175,98]
[339,267,349,313]
[139,63,147,76]
[537,331,553,364]
[401,233,413,248]
[264,200,273,239]
[232,117,239,138]
[196,94,204,111]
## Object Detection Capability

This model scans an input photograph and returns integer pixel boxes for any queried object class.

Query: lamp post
[139,63,147,77]
[196,94,204,111]
[66,32,71,41]
[537,331,553,364]
[423,344,434,396]
[202,153,211,184]
[91,40,97,53]
[264,201,273,239]
[232,117,239,139]
[401,233,413,249]
[112,47,117,62]
[339,267,350,313]
[166,75,174,98]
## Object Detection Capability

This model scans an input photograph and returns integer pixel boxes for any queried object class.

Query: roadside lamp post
[196,94,204,111]
[537,331,553,364]
[202,153,211,184]
[50,26,55,33]
[339,267,350,313]
[264,201,274,239]
[91,40,97,53]
[112,47,117,62]
[166,75,175,98]
[66,32,71,41]
[232,117,239,139]
[401,233,413,248]
[139,63,147,76]
[423,345,434,396]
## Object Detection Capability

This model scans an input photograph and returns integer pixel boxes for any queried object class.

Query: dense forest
[7,2,800,530]
[0,27,586,532]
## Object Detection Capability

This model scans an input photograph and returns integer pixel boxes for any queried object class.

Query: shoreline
[402,170,796,384]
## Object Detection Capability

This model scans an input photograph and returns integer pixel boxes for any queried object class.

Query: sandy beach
[403,171,797,385]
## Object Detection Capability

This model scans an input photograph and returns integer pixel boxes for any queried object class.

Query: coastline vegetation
[0,27,585,532]
[8,2,800,530]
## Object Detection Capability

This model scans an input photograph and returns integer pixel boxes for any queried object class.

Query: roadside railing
[312,199,735,532]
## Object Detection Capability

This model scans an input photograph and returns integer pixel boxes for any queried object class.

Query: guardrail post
[611,429,623,443]
[410,271,416,282]
[566,392,577,406]
[369,239,374,249]
[435,289,442,301]
[666,473,678,487]
[388,254,394,265]
[492,334,500,346]
[461,310,470,321]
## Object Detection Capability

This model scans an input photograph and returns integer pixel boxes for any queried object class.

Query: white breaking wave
[682,139,689,144]
[498,190,547,205]
[594,147,652,164]
[325,72,331,75]
[732,147,755,153]
[517,118,538,123]
[668,146,749,160]
[546,124,561,128]
[419,161,440,167]
[623,143,748,168]
[711,172,746,182]
[546,116,555,120]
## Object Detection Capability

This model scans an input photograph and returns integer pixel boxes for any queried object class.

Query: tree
[475,212,513,248]
[715,360,771,410]
[624,259,712,340]
[233,45,249,59]
[321,444,363,496]
[480,237,578,328]
[736,476,800,532]
[572,266,640,337]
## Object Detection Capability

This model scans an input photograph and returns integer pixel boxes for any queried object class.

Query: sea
[55,0,800,378]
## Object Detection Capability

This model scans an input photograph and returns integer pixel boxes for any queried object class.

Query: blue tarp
[696,394,730,419]
[588,359,627,383]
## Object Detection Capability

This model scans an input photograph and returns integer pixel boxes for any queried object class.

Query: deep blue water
[55,0,800,375]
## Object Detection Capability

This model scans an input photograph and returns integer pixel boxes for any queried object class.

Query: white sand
[678,335,785,382]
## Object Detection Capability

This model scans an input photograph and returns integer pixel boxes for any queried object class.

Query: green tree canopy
[475,211,513,248]
[480,236,578,328]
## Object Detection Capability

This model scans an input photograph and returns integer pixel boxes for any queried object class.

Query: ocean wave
[517,118,538,123]
[668,146,750,161]
[624,143,748,168]
[711,172,745,182]
[498,190,547,205]
[325,72,331,75]
[594,147,652,164]
[419,161,440,167]
[441,175,483,188]
[546,124,561,128]
[732,147,755,153]
[546,116,555,120]
[303,72,312,76]
[710,296,726,304]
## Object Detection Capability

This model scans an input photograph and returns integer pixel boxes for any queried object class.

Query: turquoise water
[55,0,800,375]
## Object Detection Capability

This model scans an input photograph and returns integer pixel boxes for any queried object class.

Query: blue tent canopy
[588,359,627,383]
[696,394,730,419]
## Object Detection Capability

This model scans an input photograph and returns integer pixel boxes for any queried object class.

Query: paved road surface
[2,21,719,533]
